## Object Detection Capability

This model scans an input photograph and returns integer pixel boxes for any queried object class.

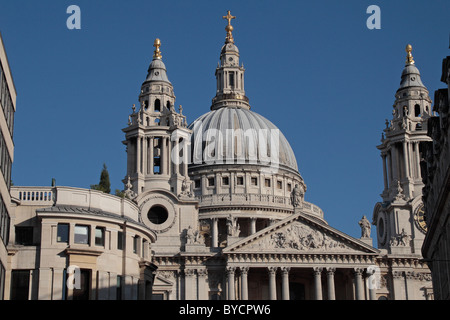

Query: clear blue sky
[1,0,449,241]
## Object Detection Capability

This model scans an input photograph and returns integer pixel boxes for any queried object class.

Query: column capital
[353,267,364,276]
[267,266,278,275]
[313,267,323,276]
[281,267,291,274]
[184,269,196,277]
[240,267,249,275]
[197,269,208,277]
[326,267,336,275]
[226,266,236,275]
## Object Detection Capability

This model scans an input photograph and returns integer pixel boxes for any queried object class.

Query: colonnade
[225,266,375,300]
[133,135,189,177]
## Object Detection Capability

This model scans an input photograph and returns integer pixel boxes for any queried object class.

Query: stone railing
[11,187,54,205]
[197,193,324,218]
[11,186,140,222]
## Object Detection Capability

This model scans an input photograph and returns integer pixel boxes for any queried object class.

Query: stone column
[382,154,388,190]
[143,136,147,175]
[414,142,421,179]
[240,267,249,300]
[250,217,257,235]
[313,267,323,300]
[387,151,392,184]
[211,218,218,248]
[326,267,336,300]
[197,269,208,300]
[136,136,141,174]
[403,141,410,179]
[281,267,290,300]
[268,267,277,300]
[173,138,180,175]
[161,136,167,175]
[226,267,236,300]
[184,269,196,300]
[354,268,364,300]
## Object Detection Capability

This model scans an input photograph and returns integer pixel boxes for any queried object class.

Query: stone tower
[122,38,192,197]
[373,44,432,255]
[122,39,199,256]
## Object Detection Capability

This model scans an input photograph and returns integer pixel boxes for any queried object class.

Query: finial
[405,44,414,65]
[153,38,162,60]
[222,10,236,43]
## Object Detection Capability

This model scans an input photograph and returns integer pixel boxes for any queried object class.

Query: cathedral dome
[188,106,299,172]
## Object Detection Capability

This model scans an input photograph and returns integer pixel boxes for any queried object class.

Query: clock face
[415,205,427,233]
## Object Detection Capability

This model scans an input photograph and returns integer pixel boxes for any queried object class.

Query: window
[95,227,105,246]
[57,223,69,243]
[117,276,122,300]
[236,176,244,185]
[133,235,140,254]
[208,177,215,187]
[10,270,30,300]
[251,177,258,186]
[194,179,201,189]
[117,231,124,250]
[15,227,33,246]
[74,225,89,245]
[154,99,161,112]
[222,177,229,186]
[0,261,5,300]
[287,183,292,192]
[277,181,283,189]
[265,179,271,187]
[415,104,421,117]
[229,73,235,87]
[148,205,169,225]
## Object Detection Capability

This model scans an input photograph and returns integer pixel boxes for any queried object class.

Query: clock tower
[373,45,432,255]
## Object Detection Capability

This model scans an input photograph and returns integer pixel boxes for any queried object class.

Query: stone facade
[3,14,436,300]
[421,54,450,300]
[0,32,16,300]
[372,45,434,300]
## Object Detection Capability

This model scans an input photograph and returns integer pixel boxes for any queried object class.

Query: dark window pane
[57,224,69,243]
[10,270,30,300]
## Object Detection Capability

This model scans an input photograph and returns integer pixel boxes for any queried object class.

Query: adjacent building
[0,31,16,300]
[421,53,450,300]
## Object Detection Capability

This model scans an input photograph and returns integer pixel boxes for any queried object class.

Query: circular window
[148,205,168,225]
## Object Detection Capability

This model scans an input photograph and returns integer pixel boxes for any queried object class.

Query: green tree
[91,163,111,194]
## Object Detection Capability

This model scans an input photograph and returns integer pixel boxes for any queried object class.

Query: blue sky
[1,0,449,241]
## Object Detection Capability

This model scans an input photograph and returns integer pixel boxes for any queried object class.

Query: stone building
[421,53,450,300]
[4,12,434,300]
[372,44,433,300]
[0,31,16,300]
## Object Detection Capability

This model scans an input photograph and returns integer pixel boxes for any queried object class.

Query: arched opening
[154,99,161,112]
[414,104,421,117]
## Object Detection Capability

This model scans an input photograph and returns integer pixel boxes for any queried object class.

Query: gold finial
[222,10,236,43]
[153,38,162,60]
[405,44,414,65]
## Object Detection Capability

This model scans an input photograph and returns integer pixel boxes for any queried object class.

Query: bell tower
[373,45,433,254]
[211,10,250,111]
[122,39,192,197]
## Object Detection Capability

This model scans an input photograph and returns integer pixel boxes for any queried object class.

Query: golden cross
[223,10,236,26]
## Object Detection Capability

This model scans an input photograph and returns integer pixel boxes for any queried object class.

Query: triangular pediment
[223,211,379,255]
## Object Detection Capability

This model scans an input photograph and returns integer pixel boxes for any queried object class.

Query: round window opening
[148,205,169,225]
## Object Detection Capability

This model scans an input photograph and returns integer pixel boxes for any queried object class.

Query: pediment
[223,212,379,255]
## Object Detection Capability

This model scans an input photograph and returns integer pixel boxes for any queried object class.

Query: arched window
[415,104,421,117]
[154,99,161,112]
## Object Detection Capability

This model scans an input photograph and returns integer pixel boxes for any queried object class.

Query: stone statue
[359,215,371,238]
[226,214,240,237]
[124,176,136,199]
[291,184,303,208]
[186,225,203,245]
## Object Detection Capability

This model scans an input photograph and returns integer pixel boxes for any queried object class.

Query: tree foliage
[91,163,111,194]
